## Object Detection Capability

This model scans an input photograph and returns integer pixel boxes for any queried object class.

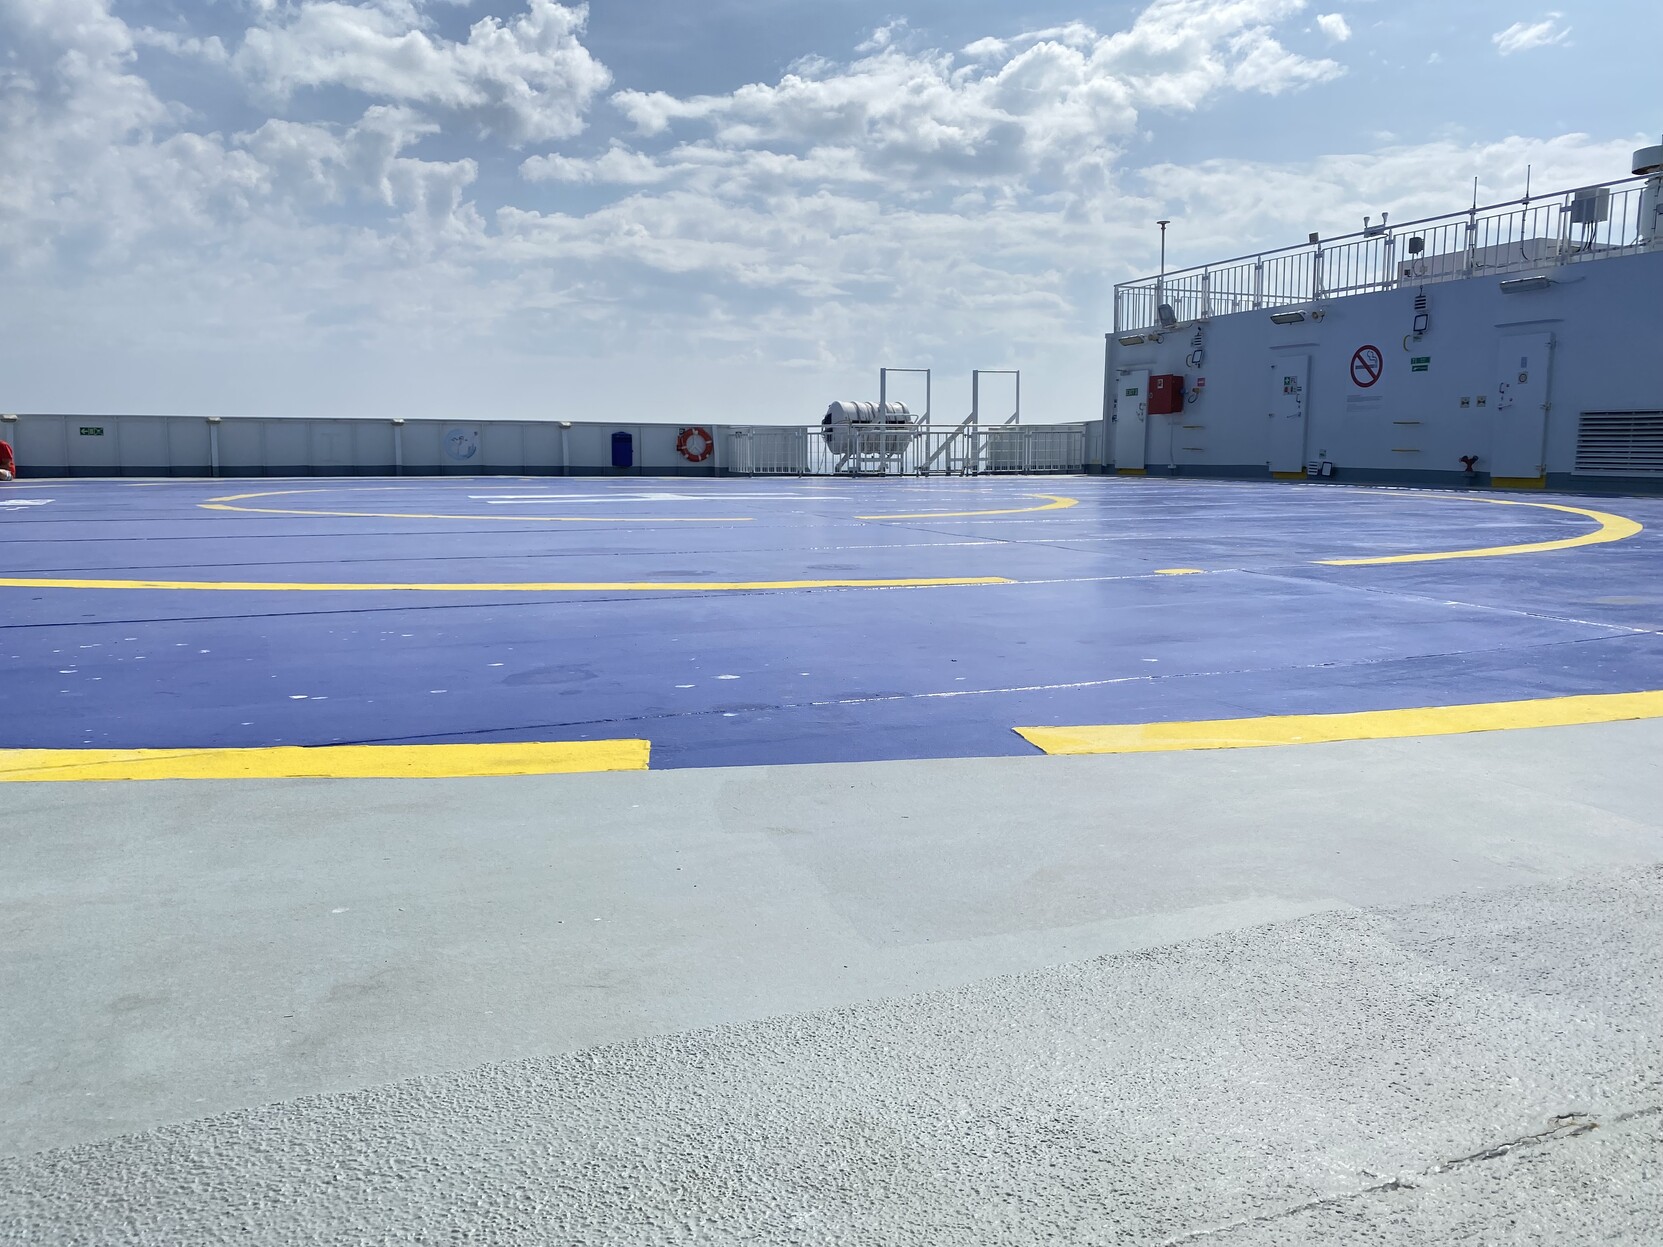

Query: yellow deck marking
[204,489,1080,524]
[0,739,650,782]
[1017,690,1663,756]
[0,575,1011,592]
[1316,498,1642,566]
[9,491,1641,595]
[860,494,1079,520]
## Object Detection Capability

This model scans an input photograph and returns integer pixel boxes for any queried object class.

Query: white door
[1490,333,1554,479]
[1268,354,1310,473]
[1112,370,1148,468]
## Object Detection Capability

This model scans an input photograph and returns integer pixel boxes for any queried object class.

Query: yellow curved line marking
[0,575,1012,593]
[1316,498,1642,566]
[206,490,326,502]
[0,739,650,782]
[1017,689,1663,756]
[859,494,1079,520]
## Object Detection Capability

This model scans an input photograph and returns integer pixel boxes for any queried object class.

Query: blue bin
[610,431,633,469]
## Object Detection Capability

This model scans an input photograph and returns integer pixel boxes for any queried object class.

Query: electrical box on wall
[1148,374,1185,415]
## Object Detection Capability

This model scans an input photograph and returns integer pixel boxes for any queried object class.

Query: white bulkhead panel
[1267,355,1310,473]
[1112,370,1148,468]
[1490,333,1554,478]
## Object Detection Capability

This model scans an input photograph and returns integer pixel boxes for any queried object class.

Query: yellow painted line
[0,740,651,782]
[0,575,1012,592]
[860,494,1079,520]
[1317,499,1642,567]
[1155,568,1205,576]
[1016,690,1663,756]
[208,490,370,501]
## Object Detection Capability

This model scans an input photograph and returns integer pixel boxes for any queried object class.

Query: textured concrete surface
[7,721,1663,1157]
[1202,1109,1663,1245]
[2,865,1659,1245]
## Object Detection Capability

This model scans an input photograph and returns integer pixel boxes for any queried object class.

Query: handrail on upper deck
[1111,172,1658,331]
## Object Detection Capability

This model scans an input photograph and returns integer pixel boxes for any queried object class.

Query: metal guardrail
[728,424,1089,476]
[1115,173,1658,330]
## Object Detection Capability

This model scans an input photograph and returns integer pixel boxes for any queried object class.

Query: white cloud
[0,0,486,274]
[522,145,672,186]
[131,27,233,63]
[1492,14,1570,56]
[231,0,611,143]
[612,1,1342,189]
[1315,13,1351,42]
[241,106,483,234]
[855,19,907,54]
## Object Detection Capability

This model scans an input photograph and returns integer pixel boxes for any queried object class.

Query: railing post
[1252,259,1264,310]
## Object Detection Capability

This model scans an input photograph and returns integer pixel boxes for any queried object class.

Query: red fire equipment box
[1148,374,1185,415]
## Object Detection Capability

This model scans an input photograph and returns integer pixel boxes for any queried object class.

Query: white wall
[1104,248,1663,485]
[2,414,748,477]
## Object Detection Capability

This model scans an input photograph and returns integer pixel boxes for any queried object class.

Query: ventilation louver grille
[1574,412,1663,476]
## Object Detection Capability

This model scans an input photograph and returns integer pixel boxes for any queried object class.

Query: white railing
[726,426,810,475]
[1115,173,1659,331]
[728,424,1089,476]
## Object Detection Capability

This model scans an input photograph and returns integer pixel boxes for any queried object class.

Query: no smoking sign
[1350,345,1384,388]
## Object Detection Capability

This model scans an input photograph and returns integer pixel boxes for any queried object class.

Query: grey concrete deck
[4,721,1663,1243]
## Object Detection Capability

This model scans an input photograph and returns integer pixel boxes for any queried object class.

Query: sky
[1,0,1656,425]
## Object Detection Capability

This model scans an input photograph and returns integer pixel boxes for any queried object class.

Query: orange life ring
[677,426,714,463]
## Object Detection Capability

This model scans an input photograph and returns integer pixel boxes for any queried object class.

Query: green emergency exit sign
[1410,357,1430,373]
[78,426,104,436]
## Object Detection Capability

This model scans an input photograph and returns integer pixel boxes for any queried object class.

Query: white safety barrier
[728,427,810,475]
[728,423,1090,476]
[1,413,1098,478]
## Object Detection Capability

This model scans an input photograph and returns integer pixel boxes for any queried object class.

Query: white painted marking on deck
[470,493,816,504]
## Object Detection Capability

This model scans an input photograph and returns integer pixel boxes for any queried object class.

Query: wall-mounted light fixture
[206,416,222,424]
[1116,334,1147,347]
[1269,310,1307,324]
[391,418,406,426]
[0,413,17,422]
[1499,275,1552,293]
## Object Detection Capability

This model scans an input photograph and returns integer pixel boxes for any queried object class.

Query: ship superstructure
[1105,144,1663,488]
